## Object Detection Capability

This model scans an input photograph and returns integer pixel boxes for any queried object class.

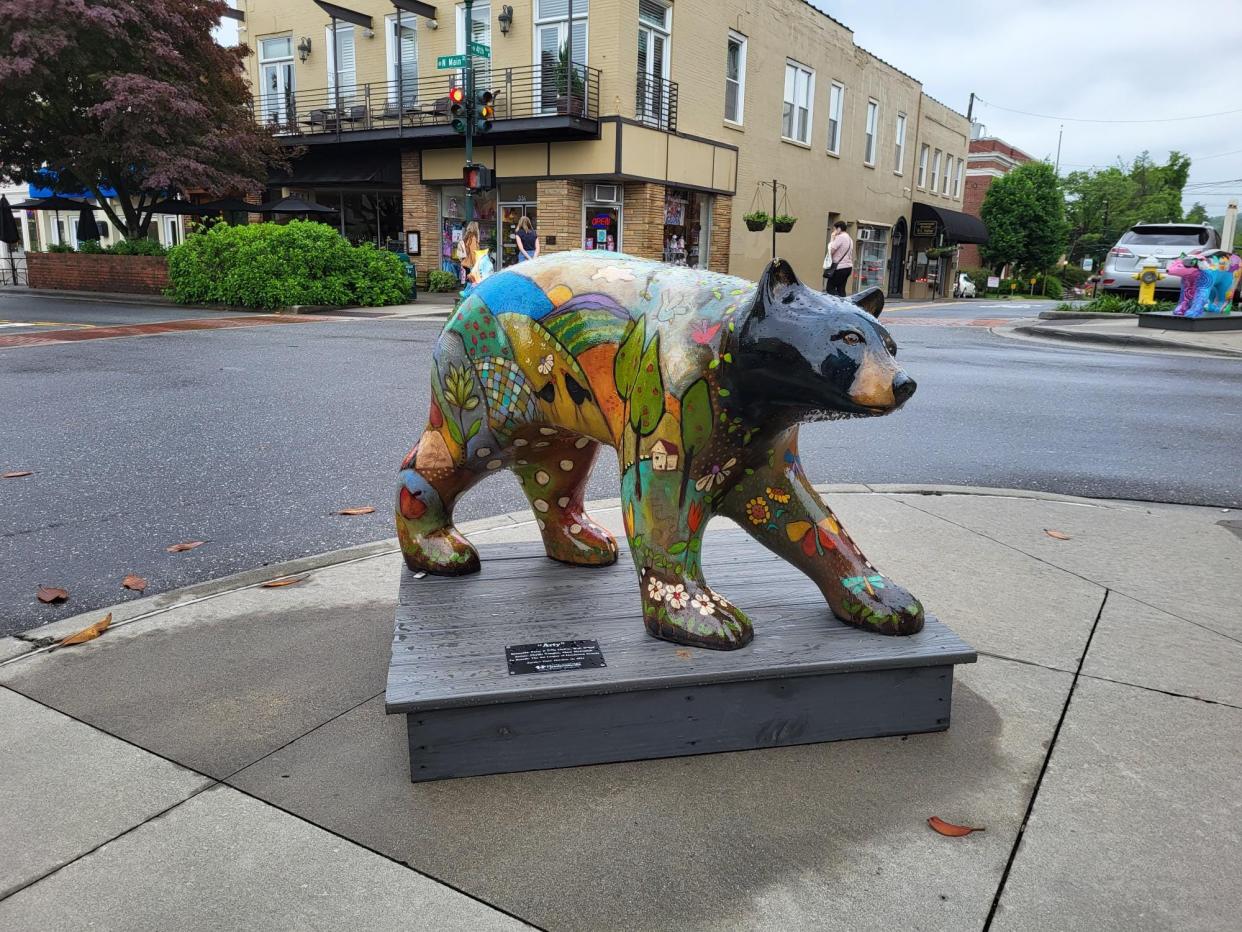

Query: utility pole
[1223,199,1238,254]
[463,0,474,223]
[966,92,974,123]
[1054,124,1063,176]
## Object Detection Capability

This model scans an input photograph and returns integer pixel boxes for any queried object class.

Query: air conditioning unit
[858,227,875,241]
[593,184,620,204]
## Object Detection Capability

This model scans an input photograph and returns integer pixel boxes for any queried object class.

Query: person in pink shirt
[822,220,854,296]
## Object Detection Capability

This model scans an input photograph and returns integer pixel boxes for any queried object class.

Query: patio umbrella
[11,195,94,250]
[148,198,208,215]
[256,195,337,215]
[198,197,262,214]
[77,205,102,242]
[0,196,19,286]
[0,196,19,245]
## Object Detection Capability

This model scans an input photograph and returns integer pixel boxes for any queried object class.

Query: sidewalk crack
[982,589,1110,930]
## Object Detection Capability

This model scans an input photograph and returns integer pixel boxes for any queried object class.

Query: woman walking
[513,215,539,263]
[459,221,480,283]
[823,220,854,296]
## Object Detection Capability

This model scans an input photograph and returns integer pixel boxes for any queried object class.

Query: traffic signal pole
[463,0,474,223]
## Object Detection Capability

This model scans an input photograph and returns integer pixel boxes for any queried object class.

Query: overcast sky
[818,0,1242,216]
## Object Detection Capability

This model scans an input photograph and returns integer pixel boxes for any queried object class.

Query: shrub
[77,239,104,254]
[426,269,460,293]
[1058,264,1090,287]
[110,237,167,256]
[1052,295,1175,314]
[46,242,76,253]
[165,220,409,309]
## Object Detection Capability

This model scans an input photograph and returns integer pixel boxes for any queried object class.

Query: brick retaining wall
[27,253,169,295]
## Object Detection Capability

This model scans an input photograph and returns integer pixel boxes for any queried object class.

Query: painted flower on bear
[765,486,791,504]
[647,576,667,601]
[664,584,689,610]
[690,595,715,616]
[695,457,737,492]
[745,497,771,525]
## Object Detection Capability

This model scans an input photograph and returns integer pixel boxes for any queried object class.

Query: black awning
[313,0,373,28]
[270,148,400,187]
[912,202,988,245]
[391,0,437,17]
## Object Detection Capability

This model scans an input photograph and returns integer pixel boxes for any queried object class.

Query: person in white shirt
[822,221,855,296]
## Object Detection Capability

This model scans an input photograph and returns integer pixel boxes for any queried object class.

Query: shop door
[888,217,907,298]
[499,203,537,269]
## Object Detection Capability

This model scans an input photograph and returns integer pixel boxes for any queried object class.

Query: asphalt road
[2,292,1239,637]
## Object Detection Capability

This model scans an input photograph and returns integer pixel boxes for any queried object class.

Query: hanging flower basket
[743,211,770,232]
[773,215,797,233]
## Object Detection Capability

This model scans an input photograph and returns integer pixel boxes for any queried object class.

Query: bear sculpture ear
[848,285,885,318]
[751,258,801,319]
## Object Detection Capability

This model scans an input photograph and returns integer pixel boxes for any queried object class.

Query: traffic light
[473,89,494,133]
[463,163,495,192]
[449,85,467,134]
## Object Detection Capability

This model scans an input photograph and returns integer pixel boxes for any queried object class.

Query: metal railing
[253,62,601,138]
[635,73,678,133]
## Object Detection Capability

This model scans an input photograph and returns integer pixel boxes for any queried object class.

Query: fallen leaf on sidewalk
[36,586,69,604]
[928,816,985,837]
[122,574,147,592]
[58,613,112,647]
[336,506,376,516]
[2,470,33,479]
[261,574,307,588]
[1043,529,1071,541]
[166,540,206,553]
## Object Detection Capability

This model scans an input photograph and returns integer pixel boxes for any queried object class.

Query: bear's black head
[727,258,916,422]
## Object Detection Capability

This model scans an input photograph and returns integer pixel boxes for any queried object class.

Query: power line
[976,96,1242,125]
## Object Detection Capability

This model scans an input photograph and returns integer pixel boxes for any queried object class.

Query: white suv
[1099,223,1220,298]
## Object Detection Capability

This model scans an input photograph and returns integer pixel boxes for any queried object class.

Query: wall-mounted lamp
[498,5,513,35]
[363,27,375,39]
[427,18,438,30]
[297,37,312,61]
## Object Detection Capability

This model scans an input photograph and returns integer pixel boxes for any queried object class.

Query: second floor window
[536,0,588,114]
[325,24,356,104]
[725,31,746,124]
[943,155,954,195]
[863,99,878,165]
[917,143,929,187]
[893,113,906,173]
[782,60,813,144]
[637,0,672,126]
[930,149,941,192]
[827,82,844,154]
[954,160,964,198]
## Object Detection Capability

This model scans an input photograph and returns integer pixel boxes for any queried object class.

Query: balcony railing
[635,73,678,133]
[253,62,601,139]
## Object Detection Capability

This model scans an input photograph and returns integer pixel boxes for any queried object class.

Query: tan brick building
[237,0,983,297]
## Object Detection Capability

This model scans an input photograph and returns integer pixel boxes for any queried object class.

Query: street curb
[3,484,1221,667]
[1013,323,1242,359]
[1,288,184,308]
[1037,310,1140,320]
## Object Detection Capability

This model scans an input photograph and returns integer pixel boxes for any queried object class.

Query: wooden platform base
[386,535,976,782]
[1139,311,1242,332]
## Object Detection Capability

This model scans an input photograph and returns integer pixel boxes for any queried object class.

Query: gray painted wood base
[1139,311,1242,332]
[387,534,976,782]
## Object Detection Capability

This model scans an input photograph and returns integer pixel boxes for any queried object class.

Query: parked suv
[1099,223,1220,298]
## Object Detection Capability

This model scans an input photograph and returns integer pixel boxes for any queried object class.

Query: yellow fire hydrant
[1133,256,1165,305]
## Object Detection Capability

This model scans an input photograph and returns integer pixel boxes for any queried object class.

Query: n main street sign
[468,41,490,58]
[437,54,468,69]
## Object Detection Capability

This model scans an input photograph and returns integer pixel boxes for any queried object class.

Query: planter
[744,217,769,232]
[773,219,797,233]
[27,252,169,295]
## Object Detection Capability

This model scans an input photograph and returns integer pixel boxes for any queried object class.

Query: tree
[1062,151,1196,266]
[979,161,1069,276]
[1184,203,1209,225]
[0,0,285,239]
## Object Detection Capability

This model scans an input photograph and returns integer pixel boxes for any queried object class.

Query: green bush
[426,269,460,293]
[77,239,104,254]
[1053,295,1176,314]
[110,237,167,256]
[46,242,76,253]
[1057,264,1090,287]
[165,221,409,309]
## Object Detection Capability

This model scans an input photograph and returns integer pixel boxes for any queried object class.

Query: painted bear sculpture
[1167,250,1241,317]
[396,252,923,650]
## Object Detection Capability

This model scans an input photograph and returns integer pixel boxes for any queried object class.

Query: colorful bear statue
[1168,250,1241,317]
[396,252,923,650]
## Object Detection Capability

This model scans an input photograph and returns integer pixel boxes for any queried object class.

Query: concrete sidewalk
[1012,314,1242,358]
[2,486,1239,931]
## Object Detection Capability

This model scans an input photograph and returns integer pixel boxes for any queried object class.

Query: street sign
[1082,257,1094,271]
[437,54,468,69]
[468,41,490,58]
[987,275,1000,289]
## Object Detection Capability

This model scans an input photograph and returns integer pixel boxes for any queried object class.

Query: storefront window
[855,224,888,290]
[663,188,711,268]
[440,186,497,279]
[583,198,620,252]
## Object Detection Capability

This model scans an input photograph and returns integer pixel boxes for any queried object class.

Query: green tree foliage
[678,378,713,505]
[166,221,409,309]
[979,161,1070,276]
[1062,152,1198,266]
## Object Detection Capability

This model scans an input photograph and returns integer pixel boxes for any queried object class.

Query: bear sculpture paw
[835,575,924,635]
[640,571,754,650]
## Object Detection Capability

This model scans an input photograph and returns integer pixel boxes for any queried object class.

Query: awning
[270,148,400,187]
[313,0,373,28]
[911,202,988,245]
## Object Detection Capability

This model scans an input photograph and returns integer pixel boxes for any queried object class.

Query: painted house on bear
[238,0,984,297]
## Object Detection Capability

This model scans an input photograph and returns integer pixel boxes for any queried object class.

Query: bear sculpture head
[728,259,915,423]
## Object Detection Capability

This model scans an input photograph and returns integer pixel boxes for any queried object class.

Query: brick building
[959,128,1032,269]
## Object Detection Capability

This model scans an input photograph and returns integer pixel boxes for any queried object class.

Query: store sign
[913,221,938,237]
[987,275,1000,288]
